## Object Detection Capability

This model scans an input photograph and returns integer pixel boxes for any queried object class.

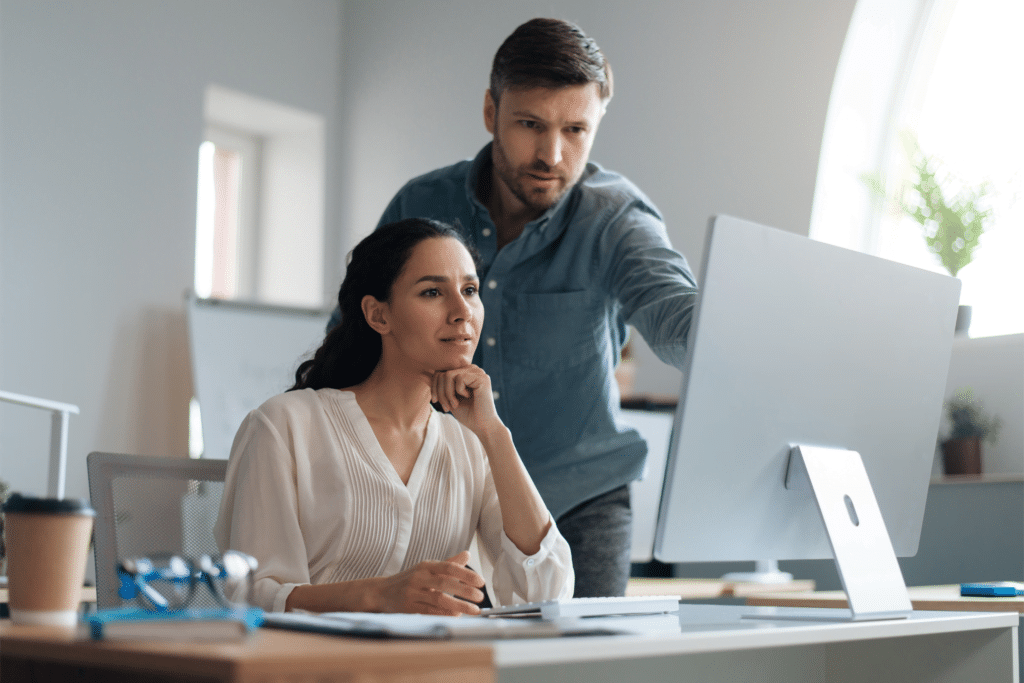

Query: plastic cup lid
[2,492,95,516]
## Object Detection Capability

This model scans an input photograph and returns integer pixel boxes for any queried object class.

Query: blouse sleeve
[474,461,575,606]
[213,408,310,612]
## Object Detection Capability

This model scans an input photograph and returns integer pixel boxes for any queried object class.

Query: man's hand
[373,550,485,616]
[431,365,501,437]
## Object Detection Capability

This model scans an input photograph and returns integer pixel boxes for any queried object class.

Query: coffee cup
[2,493,95,627]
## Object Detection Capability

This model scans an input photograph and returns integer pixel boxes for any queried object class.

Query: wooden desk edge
[0,621,494,682]
[746,585,1024,614]
[626,578,816,599]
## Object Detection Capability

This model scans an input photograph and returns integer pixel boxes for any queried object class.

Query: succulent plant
[944,388,1001,443]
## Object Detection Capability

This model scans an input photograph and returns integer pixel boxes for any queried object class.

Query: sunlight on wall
[812,0,1022,338]
[194,141,216,299]
[881,0,1023,337]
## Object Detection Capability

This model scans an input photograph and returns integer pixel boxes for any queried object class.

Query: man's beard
[490,130,573,215]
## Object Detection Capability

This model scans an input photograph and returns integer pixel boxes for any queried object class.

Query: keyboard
[479,595,680,619]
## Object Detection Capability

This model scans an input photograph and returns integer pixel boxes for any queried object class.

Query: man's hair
[490,18,613,105]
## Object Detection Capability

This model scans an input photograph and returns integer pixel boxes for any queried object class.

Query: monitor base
[784,445,913,621]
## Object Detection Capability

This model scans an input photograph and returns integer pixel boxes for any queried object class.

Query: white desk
[2,605,1018,682]
[495,604,1019,683]
[749,585,1024,678]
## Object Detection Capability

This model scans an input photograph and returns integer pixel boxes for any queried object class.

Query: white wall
[939,334,1024,476]
[260,130,326,307]
[0,0,343,500]
[336,0,858,395]
[0,1,865,500]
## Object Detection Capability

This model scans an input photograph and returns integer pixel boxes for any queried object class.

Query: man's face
[484,83,605,218]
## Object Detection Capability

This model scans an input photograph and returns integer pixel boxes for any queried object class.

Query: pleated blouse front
[214,388,573,612]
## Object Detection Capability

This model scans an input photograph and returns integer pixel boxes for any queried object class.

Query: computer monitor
[654,215,961,620]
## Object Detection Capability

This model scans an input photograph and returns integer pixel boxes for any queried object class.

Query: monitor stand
[746,445,913,622]
[721,560,793,584]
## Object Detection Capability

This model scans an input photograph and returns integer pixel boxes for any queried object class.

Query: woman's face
[375,236,483,373]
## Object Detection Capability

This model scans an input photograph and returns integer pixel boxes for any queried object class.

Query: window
[811,0,1022,338]
[195,127,260,300]
[194,85,326,309]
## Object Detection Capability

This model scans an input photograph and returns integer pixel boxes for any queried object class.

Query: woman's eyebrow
[414,274,478,284]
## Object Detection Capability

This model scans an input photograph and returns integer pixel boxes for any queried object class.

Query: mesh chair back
[87,452,227,609]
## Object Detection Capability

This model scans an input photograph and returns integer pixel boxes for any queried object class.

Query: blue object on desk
[85,606,264,640]
[960,582,1024,597]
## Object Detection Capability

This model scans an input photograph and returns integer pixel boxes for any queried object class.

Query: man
[330,18,697,597]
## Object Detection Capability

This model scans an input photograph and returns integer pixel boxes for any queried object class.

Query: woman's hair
[290,218,475,391]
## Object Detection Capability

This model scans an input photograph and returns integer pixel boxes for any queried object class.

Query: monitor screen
[654,215,961,564]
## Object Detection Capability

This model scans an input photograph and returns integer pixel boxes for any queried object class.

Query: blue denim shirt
[332,144,697,519]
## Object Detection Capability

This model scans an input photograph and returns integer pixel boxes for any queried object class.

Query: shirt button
[487,280,497,290]
[486,337,496,347]
[482,228,492,237]
[526,558,535,567]
[492,391,500,401]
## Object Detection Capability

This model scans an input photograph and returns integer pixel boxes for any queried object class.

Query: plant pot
[941,436,982,475]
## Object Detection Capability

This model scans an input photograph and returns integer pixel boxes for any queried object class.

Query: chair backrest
[87,452,228,609]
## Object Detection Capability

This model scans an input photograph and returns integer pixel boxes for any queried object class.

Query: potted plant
[940,389,1002,475]
[864,137,992,335]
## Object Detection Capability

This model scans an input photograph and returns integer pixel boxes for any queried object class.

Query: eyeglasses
[117,551,258,612]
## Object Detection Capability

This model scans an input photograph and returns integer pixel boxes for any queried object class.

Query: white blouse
[214,388,574,612]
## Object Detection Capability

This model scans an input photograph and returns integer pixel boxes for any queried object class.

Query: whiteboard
[187,295,330,460]
[620,409,674,563]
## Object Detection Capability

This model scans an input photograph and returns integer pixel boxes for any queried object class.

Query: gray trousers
[556,485,633,598]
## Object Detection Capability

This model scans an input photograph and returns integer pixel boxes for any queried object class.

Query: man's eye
[519,120,538,129]
[567,126,585,135]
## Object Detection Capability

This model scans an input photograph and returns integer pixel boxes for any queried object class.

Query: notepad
[261,611,620,639]
[480,595,681,619]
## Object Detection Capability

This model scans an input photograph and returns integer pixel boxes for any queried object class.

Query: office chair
[87,452,227,609]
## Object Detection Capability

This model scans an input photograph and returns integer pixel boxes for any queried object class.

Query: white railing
[0,390,80,498]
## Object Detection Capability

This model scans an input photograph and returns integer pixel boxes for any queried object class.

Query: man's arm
[602,204,698,369]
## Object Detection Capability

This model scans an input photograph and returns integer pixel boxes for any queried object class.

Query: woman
[214,218,573,614]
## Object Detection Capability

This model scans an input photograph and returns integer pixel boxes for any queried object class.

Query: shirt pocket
[504,290,605,369]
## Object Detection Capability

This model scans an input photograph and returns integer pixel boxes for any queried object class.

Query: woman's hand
[372,550,485,616]
[432,364,501,437]
[433,365,550,559]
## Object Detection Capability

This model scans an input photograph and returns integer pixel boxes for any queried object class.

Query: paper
[262,611,621,639]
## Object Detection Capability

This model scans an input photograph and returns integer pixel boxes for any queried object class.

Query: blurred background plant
[863,135,993,279]
[944,387,1002,444]
[939,387,1002,476]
